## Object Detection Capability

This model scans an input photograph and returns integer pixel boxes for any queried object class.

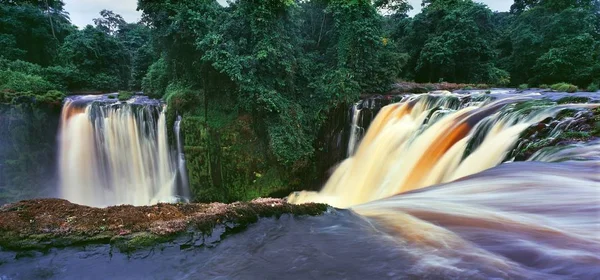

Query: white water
[347,101,363,157]
[58,97,179,207]
[174,115,190,199]
[289,94,596,208]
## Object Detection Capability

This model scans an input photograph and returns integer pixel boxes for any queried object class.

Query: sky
[63,0,512,28]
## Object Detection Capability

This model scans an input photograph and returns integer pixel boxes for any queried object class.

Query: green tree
[59,25,130,91]
[402,0,505,84]
[499,0,599,86]
[93,9,127,35]
[0,0,74,65]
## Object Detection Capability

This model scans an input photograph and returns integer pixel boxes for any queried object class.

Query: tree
[499,0,600,85]
[93,9,127,35]
[59,26,130,90]
[0,0,74,65]
[401,0,505,84]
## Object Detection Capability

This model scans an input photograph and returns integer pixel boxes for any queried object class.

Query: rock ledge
[0,198,328,252]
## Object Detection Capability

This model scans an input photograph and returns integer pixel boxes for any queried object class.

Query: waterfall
[58,95,183,207]
[289,93,597,208]
[288,93,599,278]
[174,115,190,200]
[347,101,363,157]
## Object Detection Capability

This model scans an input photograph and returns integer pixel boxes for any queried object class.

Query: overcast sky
[63,0,511,28]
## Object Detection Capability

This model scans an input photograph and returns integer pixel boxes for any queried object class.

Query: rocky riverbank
[0,198,328,253]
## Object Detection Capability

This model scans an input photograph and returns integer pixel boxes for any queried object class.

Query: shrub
[489,68,510,86]
[117,91,134,101]
[539,84,549,89]
[1,59,43,75]
[164,83,201,113]
[0,70,56,94]
[142,57,169,98]
[551,83,578,93]
[36,90,66,104]
[586,83,598,92]
[90,74,120,92]
[518,84,529,90]
[43,65,82,90]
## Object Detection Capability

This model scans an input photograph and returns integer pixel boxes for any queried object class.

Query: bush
[0,70,56,94]
[0,59,80,91]
[539,84,549,89]
[551,83,578,93]
[164,83,201,112]
[142,57,169,98]
[117,91,133,101]
[43,65,81,90]
[0,59,43,75]
[586,83,599,92]
[90,74,120,92]
[36,90,66,104]
[518,84,529,90]
[488,68,510,86]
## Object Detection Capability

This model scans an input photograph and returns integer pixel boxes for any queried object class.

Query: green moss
[592,107,600,137]
[557,96,591,104]
[0,199,329,253]
[512,99,554,115]
[111,232,174,253]
[512,106,599,160]
[0,232,114,251]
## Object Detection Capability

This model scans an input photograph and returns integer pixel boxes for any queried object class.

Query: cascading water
[174,115,190,200]
[346,101,363,157]
[58,95,184,207]
[288,93,600,278]
[289,93,597,207]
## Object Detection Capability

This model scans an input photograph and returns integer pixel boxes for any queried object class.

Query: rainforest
[0,0,599,279]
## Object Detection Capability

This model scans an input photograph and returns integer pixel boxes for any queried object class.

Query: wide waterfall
[289,93,597,207]
[58,95,182,207]
[288,92,600,278]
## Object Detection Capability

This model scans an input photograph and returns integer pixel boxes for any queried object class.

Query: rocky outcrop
[0,198,328,253]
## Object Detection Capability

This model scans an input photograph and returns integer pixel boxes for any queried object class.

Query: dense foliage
[0,2,151,93]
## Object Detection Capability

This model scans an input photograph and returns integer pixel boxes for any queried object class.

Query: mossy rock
[0,198,328,253]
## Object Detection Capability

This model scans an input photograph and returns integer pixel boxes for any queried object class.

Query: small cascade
[58,95,185,207]
[174,115,190,200]
[346,101,363,157]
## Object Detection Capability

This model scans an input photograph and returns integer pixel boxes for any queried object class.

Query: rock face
[0,198,328,252]
[0,103,61,205]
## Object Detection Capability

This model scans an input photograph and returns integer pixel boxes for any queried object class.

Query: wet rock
[0,198,328,252]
